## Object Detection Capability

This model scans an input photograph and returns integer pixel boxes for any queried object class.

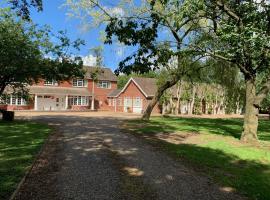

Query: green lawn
[125,117,270,200]
[0,121,51,199]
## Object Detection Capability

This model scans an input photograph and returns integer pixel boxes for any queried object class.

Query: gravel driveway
[14,112,245,200]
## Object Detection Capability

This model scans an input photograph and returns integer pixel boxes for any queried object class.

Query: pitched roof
[3,85,92,96]
[84,66,117,81]
[112,77,157,98]
[107,89,122,97]
[29,86,92,96]
[131,77,157,97]
[110,77,179,98]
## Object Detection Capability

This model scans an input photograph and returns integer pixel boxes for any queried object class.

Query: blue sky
[29,0,126,71]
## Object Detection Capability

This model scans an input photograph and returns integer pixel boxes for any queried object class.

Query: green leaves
[0,9,85,96]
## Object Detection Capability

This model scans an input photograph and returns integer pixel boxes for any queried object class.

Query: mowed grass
[0,121,51,199]
[125,117,270,200]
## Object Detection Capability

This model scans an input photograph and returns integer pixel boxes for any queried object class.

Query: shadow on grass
[147,137,270,200]
[0,121,51,199]
[126,116,270,200]
[131,117,270,142]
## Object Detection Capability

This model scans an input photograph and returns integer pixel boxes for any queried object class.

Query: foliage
[0,120,51,199]
[196,0,270,107]
[90,46,104,67]
[8,0,42,20]
[126,116,270,200]
[0,9,85,97]
[117,71,158,89]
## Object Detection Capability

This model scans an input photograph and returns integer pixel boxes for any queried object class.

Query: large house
[0,67,165,114]
[0,67,117,111]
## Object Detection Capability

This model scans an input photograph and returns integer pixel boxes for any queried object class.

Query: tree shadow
[11,114,270,200]
[136,116,270,142]
[0,121,50,199]
[13,114,247,200]
[154,140,270,200]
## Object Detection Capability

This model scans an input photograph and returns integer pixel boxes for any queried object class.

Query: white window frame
[68,96,89,106]
[97,81,111,89]
[133,97,142,107]
[5,95,27,106]
[72,79,87,87]
[44,80,58,86]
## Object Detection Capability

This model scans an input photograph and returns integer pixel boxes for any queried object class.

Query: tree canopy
[66,0,270,142]
[8,0,43,20]
[0,8,85,97]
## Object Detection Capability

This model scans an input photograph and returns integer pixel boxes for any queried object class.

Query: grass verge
[124,117,270,200]
[0,121,51,199]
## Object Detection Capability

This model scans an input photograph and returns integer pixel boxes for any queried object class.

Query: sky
[28,0,126,71]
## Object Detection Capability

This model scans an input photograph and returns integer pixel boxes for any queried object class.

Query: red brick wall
[0,105,32,111]
[34,79,117,111]
[108,81,161,114]
[70,105,90,110]
[88,80,117,110]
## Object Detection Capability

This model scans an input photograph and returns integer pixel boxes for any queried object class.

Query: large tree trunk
[241,79,259,143]
[188,85,196,115]
[142,77,179,120]
[175,81,182,115]
[0,84,6,97]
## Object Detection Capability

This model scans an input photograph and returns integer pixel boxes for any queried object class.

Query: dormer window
[73,79,87,87]
[44,80,58,86]
[97,81,111,89]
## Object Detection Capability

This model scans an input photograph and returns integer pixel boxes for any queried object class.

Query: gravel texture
[14,112,246,200]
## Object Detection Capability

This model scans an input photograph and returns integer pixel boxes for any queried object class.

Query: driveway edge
[9,126,56,200]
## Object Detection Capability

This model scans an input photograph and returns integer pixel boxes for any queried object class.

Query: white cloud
[82,55,97,66]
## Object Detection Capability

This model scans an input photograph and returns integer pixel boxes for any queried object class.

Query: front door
[55,97,66,110]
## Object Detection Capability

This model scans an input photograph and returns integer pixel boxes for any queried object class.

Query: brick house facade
[107,77,161,114]
[0,67,117,111]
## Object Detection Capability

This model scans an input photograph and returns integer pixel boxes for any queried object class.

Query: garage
[30,86,92,111]
[36,95,66,111]
[132,97,143,113]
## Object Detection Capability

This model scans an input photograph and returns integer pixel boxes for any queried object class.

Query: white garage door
[37,95,66,111]
[124,97,132,112]
[133,97,142,113]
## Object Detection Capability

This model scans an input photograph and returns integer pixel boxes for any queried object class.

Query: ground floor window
[0,95,27,105]
[68,96,89,106]
[133,97,142,107]
[118,97,122,106]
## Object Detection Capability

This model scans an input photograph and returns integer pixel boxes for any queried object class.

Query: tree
[8,0,42,20]
[117,71,158,89]
[89,46,104,110]
[0,9,85,98]
[194,1,270,143]
[65,0,204,120]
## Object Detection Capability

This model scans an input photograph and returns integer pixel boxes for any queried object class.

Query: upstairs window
[44,80,58,86]
[97,81,111,89]
[73,79,87,87]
